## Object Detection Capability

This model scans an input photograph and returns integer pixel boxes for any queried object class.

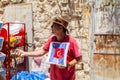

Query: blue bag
[11,71,47,80]
[11,71,29,80]
[30,71,47,80]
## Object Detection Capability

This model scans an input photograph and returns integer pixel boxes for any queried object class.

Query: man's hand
[11,49,26,57]
[56,64,67,69]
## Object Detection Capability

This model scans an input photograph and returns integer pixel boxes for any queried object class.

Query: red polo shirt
[43,35,82,80]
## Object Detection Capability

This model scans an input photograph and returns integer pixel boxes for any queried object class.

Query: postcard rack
[0,22,27,80]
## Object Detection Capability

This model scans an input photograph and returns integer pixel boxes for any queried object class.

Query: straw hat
[50,16,69,33]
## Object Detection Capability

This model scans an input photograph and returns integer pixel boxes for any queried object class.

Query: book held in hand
[47,42,69,67]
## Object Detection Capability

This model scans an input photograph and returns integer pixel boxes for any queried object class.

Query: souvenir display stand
[0,22,27,80]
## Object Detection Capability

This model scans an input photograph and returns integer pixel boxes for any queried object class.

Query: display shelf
[0,22,27,80]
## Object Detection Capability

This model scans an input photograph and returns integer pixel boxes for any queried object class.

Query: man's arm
[68,56,82,67]
[13,49,48,57]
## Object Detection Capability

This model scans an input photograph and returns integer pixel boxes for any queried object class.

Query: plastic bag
[11,71,29,80]
[30,71,47,80]
[11,71,47,80]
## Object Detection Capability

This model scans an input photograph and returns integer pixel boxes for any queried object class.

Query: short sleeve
[72,39,82,58]
[43,36,54,51]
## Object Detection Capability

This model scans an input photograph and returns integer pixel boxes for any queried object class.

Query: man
[14,16,82,80]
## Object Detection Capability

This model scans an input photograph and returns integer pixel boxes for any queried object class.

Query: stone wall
[0,0,92,80]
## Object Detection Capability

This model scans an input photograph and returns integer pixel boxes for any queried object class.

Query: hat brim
[49,19,69,33]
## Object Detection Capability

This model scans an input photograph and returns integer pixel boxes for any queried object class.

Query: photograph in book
[47,42,69,67]
[0,37,4,51]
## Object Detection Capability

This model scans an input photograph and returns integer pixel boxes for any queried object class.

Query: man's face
[51,23,63,35]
